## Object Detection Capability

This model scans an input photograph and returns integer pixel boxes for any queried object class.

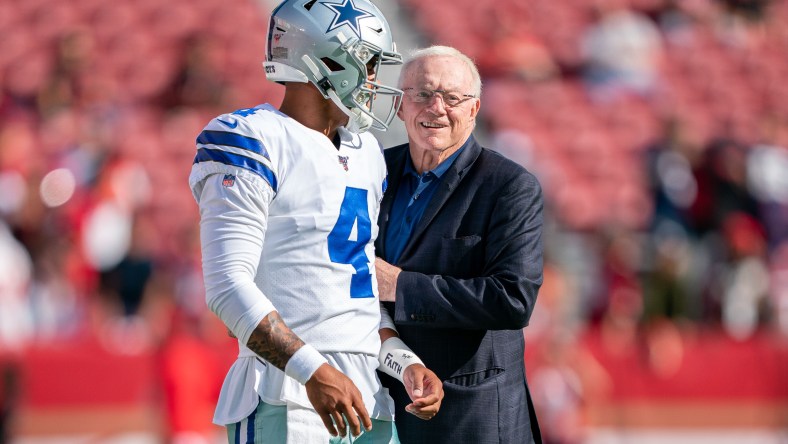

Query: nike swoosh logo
[217,118,238,129]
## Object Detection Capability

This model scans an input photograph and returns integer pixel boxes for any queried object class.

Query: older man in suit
[375,46,544,443]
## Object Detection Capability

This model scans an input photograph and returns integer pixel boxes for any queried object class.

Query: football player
[188,0,442,442]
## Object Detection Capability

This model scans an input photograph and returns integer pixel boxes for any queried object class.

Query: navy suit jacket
[376,137,544,444]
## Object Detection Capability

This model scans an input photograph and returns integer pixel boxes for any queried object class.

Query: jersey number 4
[328,187,373,298]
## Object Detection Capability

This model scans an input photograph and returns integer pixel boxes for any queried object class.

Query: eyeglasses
[402,88,476,107]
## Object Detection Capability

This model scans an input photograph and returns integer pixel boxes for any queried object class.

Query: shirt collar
[403,137,471,179]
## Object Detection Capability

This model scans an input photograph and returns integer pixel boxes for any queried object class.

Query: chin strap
[343,106,374,133]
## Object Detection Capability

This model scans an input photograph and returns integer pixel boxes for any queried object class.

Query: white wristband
[379,303,397,331]
[378,336,424,382]
[285,344,328,385]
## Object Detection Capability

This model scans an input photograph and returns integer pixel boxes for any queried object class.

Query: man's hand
[375,258,401,302]
[402,364,444,420]
[305,363,373,437]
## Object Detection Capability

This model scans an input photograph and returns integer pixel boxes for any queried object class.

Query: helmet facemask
[319,33,403,133]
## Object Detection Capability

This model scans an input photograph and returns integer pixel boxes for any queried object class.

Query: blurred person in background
[0,221,30,444]
[375,45,544,443]
[580,0,664,101]
[98,215,154,319]
[96,213,157,354]
[714,212,770,340]
[36,27,94,115]
[189,0,442,442]
[0,354,20,444]
[162,35,227,109]
[0,221,33,351]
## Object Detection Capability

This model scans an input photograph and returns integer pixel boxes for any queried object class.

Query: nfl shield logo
[222,174,236,187]
[338,155,349,171]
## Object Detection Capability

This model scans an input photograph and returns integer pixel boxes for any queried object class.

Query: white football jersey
[189,104,393,424]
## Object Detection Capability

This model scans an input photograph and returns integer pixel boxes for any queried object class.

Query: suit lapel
[377,145,408,260]
[398,137,482,260]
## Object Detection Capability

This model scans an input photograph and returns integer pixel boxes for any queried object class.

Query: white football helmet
[263,0,403,133]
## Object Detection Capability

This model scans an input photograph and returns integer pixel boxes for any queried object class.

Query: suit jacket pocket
[438,235,482,277]
[444,367,504,388]
[443,234,482,247]
[435,367,506,442]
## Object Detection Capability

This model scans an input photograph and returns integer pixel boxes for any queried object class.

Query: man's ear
[469,98,481,121]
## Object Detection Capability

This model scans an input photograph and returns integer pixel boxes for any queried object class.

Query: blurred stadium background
[0,0,787,442]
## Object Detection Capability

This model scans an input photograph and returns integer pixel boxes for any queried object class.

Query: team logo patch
[320,0,374,39]
[338,155,349,171]
[222,174,236,187]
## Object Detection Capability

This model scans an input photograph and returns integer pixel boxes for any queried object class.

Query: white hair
[399,45,482,97]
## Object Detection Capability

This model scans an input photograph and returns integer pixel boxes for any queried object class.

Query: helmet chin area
[325,88,373,133]
[346,81,402,131]
[345,107,375,134]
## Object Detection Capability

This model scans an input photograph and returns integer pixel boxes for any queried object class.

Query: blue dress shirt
[384,142,468,263]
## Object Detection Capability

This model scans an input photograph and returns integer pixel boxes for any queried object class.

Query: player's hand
[305,363,373,437]
[402,363,444,420]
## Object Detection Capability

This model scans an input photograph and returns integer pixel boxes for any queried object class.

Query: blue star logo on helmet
[320,0,374,39]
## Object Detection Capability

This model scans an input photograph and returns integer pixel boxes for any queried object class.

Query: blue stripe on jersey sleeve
[194,148,278,192]
[197,130,270,160]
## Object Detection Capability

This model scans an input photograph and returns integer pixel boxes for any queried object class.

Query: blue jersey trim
[197,130,270,160]
[246,408,256,443]
[194,148,278,192]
